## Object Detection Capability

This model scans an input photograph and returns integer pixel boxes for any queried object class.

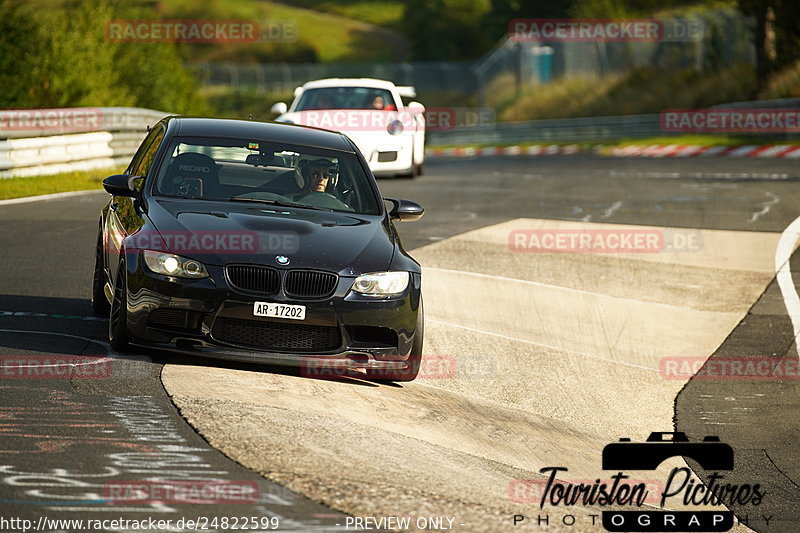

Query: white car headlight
[143,250,208,279]
[387,120,404,135]
[351,271,409,295]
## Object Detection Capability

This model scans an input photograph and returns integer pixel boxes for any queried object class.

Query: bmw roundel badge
[275,255,290,265]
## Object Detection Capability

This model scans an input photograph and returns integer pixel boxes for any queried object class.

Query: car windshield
[295,87,397,111]
[152,137,381,215]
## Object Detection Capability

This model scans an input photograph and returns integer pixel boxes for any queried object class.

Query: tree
[0,0,208,113]
[402,0,493,61]
[736,0,799,80]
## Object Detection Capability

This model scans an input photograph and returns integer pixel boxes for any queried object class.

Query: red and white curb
[426,145,582,157]
[426,144,800,158]
[610,144,800,158]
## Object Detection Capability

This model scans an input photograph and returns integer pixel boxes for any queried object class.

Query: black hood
[137,198,396,275]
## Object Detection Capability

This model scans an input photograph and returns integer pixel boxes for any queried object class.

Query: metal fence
[427,98,800,146]
[474,8,755,106]
[195,7,756,108]
[194,60,478,97]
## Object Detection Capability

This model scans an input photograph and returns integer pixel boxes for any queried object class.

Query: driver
[294,155,338,198]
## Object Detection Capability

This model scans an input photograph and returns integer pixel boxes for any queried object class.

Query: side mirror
[103,174,140,197]
[407,101,425,114]
[270,102,288,115]
[385,198,424,222]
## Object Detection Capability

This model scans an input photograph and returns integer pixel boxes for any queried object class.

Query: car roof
[166,117,355,152]
[301,78,399,91]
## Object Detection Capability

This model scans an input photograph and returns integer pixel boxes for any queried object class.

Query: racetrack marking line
[0,329,145,364]
[0,328,112,350]
[0,189,104,206]
[0,356,112,369]
[774,217,800,356]
[747,192,779,224]
[425,266,694,311]
[607,170,792,180]
[601,200,622,219]
[427,318,661,373]
[0,310,107,321]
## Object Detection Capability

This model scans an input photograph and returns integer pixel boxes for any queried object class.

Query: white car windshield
[295,87,397,111]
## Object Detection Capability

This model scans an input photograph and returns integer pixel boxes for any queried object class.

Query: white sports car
[271,78,425,177]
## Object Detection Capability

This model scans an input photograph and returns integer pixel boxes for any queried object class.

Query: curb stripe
[425,143,800,159]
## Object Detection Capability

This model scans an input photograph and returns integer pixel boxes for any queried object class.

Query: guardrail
[2,99,798,177]
[0,107,170,178]
[428,98,800,146]
[429,113,664,145]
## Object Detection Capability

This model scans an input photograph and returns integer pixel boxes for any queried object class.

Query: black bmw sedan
[91,117,424,381]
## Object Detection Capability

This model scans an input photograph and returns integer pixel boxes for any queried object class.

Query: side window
[127,126,161,174]
[131,127,165,178]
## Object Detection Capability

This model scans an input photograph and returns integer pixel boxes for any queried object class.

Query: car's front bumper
[347,133,414,176]
[123,258,422,369]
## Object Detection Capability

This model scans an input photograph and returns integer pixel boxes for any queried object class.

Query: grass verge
[0,168,121,201]
[160,0,404,62]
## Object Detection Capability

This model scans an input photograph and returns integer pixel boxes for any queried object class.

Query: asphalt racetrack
[1,154,800,532]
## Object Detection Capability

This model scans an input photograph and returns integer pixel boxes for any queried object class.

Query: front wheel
[109,265,130,351]
[365,298,423,382]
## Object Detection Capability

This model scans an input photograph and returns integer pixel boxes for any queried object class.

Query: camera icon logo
[602,432,734,471]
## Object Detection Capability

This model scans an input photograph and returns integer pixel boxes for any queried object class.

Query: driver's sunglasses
[310,169,332,179]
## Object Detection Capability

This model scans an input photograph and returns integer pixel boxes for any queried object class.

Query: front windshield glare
[295,87,397,111]
[153,137,381,215]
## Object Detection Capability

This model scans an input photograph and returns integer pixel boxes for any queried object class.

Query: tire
[91,232,110,316]
[109,264,130,351]
[365,298,424,382]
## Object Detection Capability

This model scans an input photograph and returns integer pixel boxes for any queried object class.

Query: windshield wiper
[226,197,332,211]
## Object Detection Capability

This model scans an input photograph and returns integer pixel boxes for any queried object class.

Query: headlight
[387,120,404,135]
[143,250,208,279]
[351,271,409,295]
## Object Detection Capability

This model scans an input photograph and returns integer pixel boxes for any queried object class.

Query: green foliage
[735,0,800,85]
[202,87,294,121]
[0,0,132,107]
[159,0,403,63]
[270,0,406,29]
[401,0,494,60]
[570,0,716,17]
[0,0,207,113]
[500,64,758,120]
[759,59,800,98]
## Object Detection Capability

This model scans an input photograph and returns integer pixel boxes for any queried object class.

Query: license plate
[253,302,306,320]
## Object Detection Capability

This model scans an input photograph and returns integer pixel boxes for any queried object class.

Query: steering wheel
[296,191,352,211]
